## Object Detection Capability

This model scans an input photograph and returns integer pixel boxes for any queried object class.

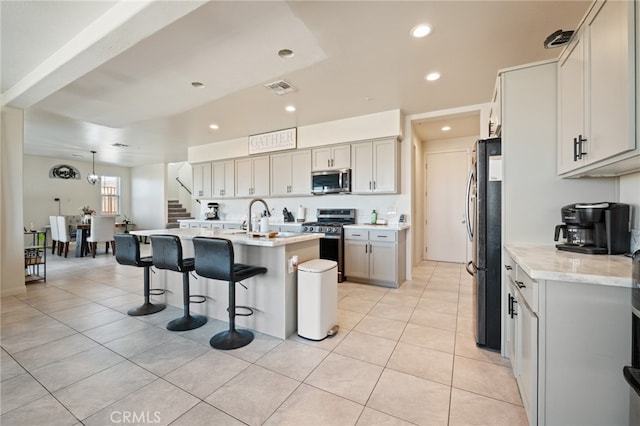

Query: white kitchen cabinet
[558,0,637,176]
[351,138,398,194]
[504,248,630,426]
[212,160,234,198]
[344,228,405,287]
[235,155,269,197]
[270,150,311,196]
[192,162,212,198]
[311,144,350,171]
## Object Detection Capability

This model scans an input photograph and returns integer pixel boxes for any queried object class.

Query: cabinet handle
[369,181,372,190]
[369,243,372,252]
[328,159,331,167]
[376,235,388,238]
[504,265,512,270]
[573,137,579,161]
[509,295,518,318]
[515,280,526,289]
[365,244,368,253]
[577,134,587,159]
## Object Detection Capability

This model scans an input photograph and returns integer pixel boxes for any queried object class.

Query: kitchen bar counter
[505,244,633,288]
[130,228,323,339]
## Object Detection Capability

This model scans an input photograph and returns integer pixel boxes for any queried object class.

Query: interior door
[425,150,468,263]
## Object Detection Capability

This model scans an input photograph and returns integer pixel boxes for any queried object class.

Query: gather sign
[248,127,297,155]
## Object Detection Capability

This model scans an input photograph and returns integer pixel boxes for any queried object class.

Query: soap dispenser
[371,209,378,225]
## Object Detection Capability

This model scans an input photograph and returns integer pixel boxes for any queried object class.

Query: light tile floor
[2,247,527,425]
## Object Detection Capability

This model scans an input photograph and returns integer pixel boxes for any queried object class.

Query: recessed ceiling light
[441,126,451,132]
[285,105,296,112]
[191,81,205,88]
[209,123,219,130]
[278,49,295,58]
[411,24,432,38]
[425,72,441,81]
[71,154,84,158]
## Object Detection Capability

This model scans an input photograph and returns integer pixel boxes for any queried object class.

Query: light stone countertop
[344,223,410,231]
[131,227,322,247]
[505,244,633,288]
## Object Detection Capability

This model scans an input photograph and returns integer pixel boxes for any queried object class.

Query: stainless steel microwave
[311,169,351,195]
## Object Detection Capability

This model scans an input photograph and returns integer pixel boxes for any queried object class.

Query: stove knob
[302,226,308,232]
[316,226,323,233]
[332,227,339,233]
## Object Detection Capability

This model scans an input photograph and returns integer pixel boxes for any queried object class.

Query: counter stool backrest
[114,233,145,267]
[150,234,191,272]
[192,237,234,281]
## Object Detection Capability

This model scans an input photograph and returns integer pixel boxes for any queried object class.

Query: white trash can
[297,259,339,341]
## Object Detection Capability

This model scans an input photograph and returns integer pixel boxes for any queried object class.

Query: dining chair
[86,216,116,258]
[49,215,59,255]
[56,216,72,257]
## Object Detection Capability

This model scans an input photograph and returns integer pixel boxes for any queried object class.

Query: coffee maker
[554,202,630,254]
[205,202,220,220]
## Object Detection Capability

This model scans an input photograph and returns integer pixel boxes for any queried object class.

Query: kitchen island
[504,244,633,426]
[130,228,323,339]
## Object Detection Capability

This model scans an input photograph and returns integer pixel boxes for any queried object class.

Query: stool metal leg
[128,266,166,316]
[210,280,254,350]
[166,271,207,331]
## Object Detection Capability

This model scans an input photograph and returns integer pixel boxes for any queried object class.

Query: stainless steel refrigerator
[465,137,501,350]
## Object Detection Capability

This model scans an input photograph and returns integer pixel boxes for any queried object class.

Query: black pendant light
[87,150,99,185]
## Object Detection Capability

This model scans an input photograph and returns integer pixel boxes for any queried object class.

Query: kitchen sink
[275,232,303,238]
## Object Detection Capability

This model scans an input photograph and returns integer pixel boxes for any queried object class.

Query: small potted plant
[79,206,95,223]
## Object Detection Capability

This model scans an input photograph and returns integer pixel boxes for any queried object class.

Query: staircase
[167,200,194,228]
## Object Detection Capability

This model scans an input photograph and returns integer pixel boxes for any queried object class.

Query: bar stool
[150,234,207,331]
[192,236,267,350]
[114,233,166,316]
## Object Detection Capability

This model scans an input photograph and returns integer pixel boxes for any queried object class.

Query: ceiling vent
[264,79,296,95]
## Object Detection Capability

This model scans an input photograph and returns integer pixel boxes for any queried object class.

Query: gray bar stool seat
[114,233,166,316]
[150,234,207,331]
[193,236,267,350]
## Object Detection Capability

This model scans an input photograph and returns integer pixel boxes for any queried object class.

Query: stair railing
[176,177,200,204]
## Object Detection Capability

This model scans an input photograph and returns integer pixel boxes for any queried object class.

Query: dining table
[75,224,90,257]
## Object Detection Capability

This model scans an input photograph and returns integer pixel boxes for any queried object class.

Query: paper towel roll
[260,217,269,233]
[297,206,305,221]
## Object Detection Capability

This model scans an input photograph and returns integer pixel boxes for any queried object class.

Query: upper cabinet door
[290,150,311,195]
[587,0,635,163]
[331,145,351,169]
[252,155,270,197]
[192,162,212,198]
[311,144,351,171]
[558,31,586,174]
[372,139,397,193]
[213,160,234,198]
[351,142,374,193]
[270,153,292,196]
[235,158,253,197]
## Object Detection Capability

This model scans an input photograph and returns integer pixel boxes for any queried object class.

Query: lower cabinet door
[517,298,538,426]
[369,242,396,282]
[344,240,369,279]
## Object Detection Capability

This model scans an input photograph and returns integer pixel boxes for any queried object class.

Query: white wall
[23,155,132,229]
[131,163,166,229]
[1,107,26,297]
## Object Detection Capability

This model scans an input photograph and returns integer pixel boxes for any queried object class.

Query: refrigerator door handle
[465,260,477,276]
[465,166,475,242]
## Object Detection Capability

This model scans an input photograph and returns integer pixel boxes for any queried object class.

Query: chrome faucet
[247,198,271,233]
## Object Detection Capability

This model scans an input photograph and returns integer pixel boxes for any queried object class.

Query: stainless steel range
[302,208,356,282]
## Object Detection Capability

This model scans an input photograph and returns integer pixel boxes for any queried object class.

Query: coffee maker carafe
[554,202,630,254]
[205,202,220,220]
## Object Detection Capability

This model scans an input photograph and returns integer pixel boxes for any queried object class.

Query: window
[101,176,120,215]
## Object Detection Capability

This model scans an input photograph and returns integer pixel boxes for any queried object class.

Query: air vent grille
[264,79,296,95]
